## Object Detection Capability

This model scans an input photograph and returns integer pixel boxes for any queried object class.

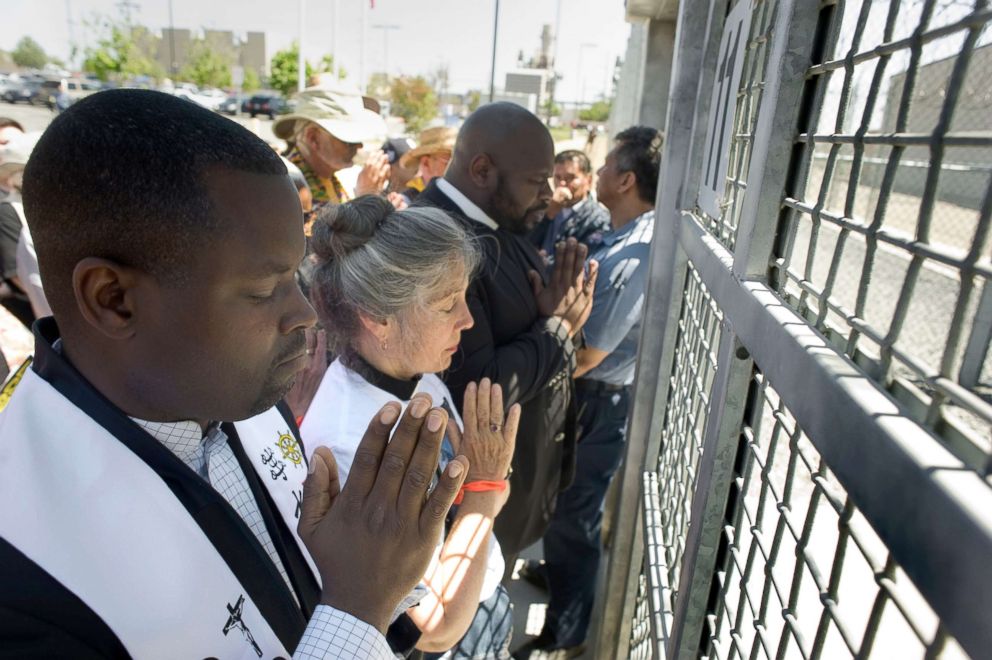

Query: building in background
[149,27,265,83]
[241,32,267,80]
[158,27,192,76]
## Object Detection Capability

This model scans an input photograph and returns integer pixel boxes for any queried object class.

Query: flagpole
[488,0,500,103]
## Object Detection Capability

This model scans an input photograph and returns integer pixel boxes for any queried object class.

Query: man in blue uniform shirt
[517,126,662,659]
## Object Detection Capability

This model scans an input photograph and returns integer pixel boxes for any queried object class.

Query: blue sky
[1,0,632,102]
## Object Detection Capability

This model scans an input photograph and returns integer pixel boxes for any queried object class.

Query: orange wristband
[454,480,508,505]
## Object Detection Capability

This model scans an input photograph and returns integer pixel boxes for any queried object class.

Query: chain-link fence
[704,372,969,659]
[774,0,992,467]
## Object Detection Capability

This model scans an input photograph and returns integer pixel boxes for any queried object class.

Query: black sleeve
[0,539,129,659]
[444,279,574,411]
[0,203,22,281]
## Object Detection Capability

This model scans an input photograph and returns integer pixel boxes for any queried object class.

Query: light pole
[488,0,500,103]
[545,0,562,123]
[167,0,177,76]
[371,24,400,80]
[576,43,597,109]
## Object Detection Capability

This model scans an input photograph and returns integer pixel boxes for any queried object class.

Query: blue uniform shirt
[582,209,655,386]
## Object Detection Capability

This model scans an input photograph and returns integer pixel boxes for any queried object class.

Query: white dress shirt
[436,177,499,230]
[134,418,393,660]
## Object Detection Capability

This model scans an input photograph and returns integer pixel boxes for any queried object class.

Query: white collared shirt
[134,417,393,660]
[436,177,499,230]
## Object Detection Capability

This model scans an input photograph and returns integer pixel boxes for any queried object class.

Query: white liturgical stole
[0,369,315,659]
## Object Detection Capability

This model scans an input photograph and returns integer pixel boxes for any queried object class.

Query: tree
[579,99,612,122]
[12,37,48,69]
[82,19,163,81]
[181,41,232,89]
[242,68,261,92]
[316,54,346,80]
[390,76,438,132]
[366,72,391,99]
[541,98,561,117]
[269,42,313,98]
[466,90,482,112]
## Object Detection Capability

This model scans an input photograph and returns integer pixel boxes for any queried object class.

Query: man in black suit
[529,150,610,259]
[415,103,599,562]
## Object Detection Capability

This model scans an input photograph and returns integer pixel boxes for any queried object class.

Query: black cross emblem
[222,595,263,658]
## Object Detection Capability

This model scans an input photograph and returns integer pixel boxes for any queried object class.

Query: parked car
[218,95,240,115]
[196,88,227,111]
[2,80,41,104]
[243,94,286,120]
[35,80,62,109]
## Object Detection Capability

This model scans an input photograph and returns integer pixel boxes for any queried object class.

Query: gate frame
[595,0,992,657]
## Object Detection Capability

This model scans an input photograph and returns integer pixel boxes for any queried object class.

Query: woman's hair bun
[311,194,394,261]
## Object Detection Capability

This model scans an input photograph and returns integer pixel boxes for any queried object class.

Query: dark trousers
[541,381,630,648]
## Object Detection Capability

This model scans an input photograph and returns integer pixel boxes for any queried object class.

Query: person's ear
[304,125,322,152]
[617,171,637,196]
[467,153,497,191]
[72,258,146,341]
[357,311,391,345]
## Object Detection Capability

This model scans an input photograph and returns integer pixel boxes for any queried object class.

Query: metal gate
[595,0,992,658]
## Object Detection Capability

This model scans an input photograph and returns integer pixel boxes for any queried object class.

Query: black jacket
[528,197,611,255]
[415,180,578,557]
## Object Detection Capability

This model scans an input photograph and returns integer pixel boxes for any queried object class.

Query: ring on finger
[490,423,502,433]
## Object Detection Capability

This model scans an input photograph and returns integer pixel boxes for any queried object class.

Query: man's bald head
[451,103,553,170]
[444,103,554,234]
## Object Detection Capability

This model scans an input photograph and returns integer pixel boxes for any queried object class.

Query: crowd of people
[0,82,661,660]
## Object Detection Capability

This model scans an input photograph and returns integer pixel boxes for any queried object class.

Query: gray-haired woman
[301,195,516,659]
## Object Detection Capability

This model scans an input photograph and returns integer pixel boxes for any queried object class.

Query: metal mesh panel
[655,263,723,604]
[630,571,656,660]
[772,0,992,473]
[699,0,779,250]
[628,262,725,655]
[702,372,970,660]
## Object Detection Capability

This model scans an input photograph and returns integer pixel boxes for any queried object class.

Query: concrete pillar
[608,17,677,136]
[638,19,677,131]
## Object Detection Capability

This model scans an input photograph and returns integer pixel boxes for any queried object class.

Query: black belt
[575,378,628,394]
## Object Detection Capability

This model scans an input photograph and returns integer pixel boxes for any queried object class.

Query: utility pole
[545,0,562,124]
[116,0,139,27]
[167,0,176,75]
[577,42,596,109]
[64,0,76,69]
[488,0,500,103]
[297,0,306,92]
